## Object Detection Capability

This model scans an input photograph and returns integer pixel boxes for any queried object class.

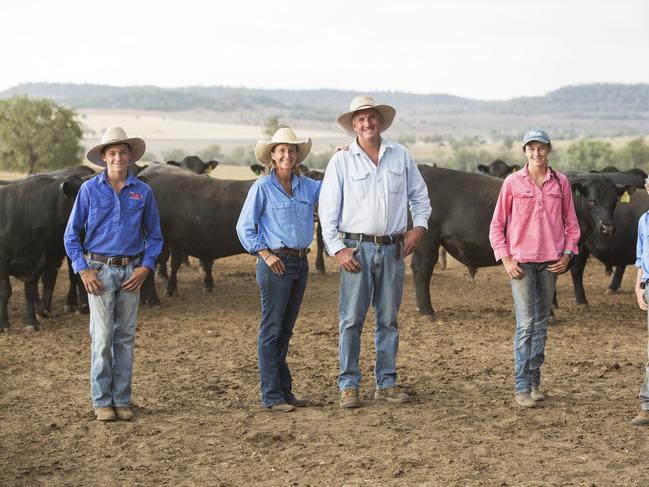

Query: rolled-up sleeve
[636,215,646,268]
[64,184,90,273]
[318,155,346,255]
[406,156,431,229]
[236,180,267,254]
[489,178,512,262]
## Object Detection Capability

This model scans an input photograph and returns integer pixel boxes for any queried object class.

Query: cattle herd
[0,155,646,332]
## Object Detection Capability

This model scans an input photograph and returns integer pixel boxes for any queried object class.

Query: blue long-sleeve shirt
[636,211,649,282]
[236,170,321,254]
[64,171,163,273]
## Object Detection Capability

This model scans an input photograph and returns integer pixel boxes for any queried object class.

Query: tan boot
[631,410,649,426]
[95,407,116,421]
[268,402,295,413]
[114,406,135,421]
[514,392,537,409]
[339,389,361,409]
[374,386,412,404]
[531,386,545,402]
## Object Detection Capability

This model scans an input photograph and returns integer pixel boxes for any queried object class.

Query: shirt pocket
[89,196,114,225]
[386,166,405,193]
[512,190,535,218]
[294,197,311,228]
[270,201,292,227]
[544,190,563,216]
[350,171,370,198]
[126,198,145,228]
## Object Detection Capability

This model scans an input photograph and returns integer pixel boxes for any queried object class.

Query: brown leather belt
[273,247,310,258]
[341,233,404,244]
[90,253,140,266]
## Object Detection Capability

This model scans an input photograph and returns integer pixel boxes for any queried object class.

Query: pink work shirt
[489,165,580,263]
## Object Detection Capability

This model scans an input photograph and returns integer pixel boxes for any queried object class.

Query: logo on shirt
[129,192,143,200]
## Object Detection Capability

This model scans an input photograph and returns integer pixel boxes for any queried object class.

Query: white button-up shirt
[318,137,431,255]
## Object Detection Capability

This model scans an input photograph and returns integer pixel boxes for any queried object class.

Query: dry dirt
[2,253,649,486]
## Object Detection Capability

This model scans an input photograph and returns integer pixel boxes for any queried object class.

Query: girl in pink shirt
[489,129,580,409]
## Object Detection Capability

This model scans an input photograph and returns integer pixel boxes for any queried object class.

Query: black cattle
[411,166,629,316]
[0,175,84,331]
[138,165,252,299]
[167,156,219,175]
[566,170,645,191]
[590,167,648,179]
[477,159,520,178]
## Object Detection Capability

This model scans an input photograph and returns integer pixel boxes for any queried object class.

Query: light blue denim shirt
[636,211,649,281]
[318,137,431,255]
[236,170,321,254]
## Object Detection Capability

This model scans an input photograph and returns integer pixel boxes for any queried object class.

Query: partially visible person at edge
[489,128,580,409]
[631,177,649,426]
[318,96,432,409]
[236,128,321,413]
[64,127,163,422]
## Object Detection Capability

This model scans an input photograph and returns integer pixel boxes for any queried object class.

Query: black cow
[138,165,252,298]
[411,166,628,316]
[167,156,219,175]
[590,167,648,179]
[0,175,84,331]
[477,159,520,178]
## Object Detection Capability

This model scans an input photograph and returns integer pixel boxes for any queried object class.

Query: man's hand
[122,267,150,293]
[502,256,524,279]
[548,254,571,274]
[403,227,425,257]
[636,287,648,311]
[81,269,105,295]
[336,247,361,272]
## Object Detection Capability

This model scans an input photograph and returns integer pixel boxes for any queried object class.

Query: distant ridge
[2,82,649,137]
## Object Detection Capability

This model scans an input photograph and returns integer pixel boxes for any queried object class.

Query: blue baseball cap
[521,128,551,147]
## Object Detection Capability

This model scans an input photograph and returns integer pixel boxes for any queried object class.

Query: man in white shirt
[319,96,431,409]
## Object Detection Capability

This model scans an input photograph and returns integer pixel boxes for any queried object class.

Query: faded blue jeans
[338,239,405,391]
[256,254,308,407]
[87,259,140,408]
[639,288,649,411]
[510,262,557,393]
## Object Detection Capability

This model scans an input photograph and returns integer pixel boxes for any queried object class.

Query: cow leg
[569,248,590,306]
[411,229,440,316]
[140,271,161,307]
[76,274,89,315]
[0,264,11,331]
[182,253,190,267]
[24,279,40,331]
[64,257,78,312]
[37,265,58,318]
[166,249,183,297]
[438,248,448,271]
[606,265,627,294]
[157,246,170,280]
[315,222,326,274]
[202,259,214,293]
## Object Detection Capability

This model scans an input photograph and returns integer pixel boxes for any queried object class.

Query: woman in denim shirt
[236,128,321,412]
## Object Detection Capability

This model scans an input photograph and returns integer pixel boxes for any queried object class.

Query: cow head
[59,175,83,198]
[477,159,520,178]
[571,177,633,237]
[250,164,265,176]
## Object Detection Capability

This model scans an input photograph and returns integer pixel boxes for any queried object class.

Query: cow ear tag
[574,188,581,197]
[620,191,631,203]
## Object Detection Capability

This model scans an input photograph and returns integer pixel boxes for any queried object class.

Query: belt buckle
[373,235,380,244]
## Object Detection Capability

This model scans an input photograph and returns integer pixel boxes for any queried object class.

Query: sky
[2,0,648,100]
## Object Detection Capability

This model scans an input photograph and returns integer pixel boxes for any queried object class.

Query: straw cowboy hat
[336,95,396,136]
[86,126,146,167]
[255,127,312,166]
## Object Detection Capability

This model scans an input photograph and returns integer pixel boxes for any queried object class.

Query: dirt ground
[2,253,649,486]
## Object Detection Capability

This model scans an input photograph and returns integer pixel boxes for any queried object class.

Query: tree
[615,137,649,170]
[564,139,614,171]
[0,96,83,173]
[263,116,287,137]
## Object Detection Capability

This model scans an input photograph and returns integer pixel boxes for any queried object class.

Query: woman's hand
[260,251,285,275]
[636,286,648,311]
[502,256,524,279]
[333,144,350,153]
[548,254,571,274]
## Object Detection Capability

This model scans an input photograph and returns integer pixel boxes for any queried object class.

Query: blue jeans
[510,262,557,393]
[338,239,405,391]
[639,288,649,411]
[256,254,308,407]
[87,259,140,408]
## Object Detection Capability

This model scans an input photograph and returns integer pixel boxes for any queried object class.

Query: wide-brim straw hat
[86,126,146,167]
[255,127,312,166]
[336,95,396,136]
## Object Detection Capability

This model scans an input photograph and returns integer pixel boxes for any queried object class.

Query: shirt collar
[520,163,551,183]
[98,170,138,188]
[350,137,394,159]
[269,169,299,191]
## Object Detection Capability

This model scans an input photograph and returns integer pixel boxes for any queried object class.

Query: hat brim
[521,137,551,148]
[86,137,146,168]
[254,138,312,166]
[336,104,396,137]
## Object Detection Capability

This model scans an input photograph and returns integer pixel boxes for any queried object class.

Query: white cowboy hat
[86,126,146,167]
[336,95,396,136]
[254,127,312,166]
